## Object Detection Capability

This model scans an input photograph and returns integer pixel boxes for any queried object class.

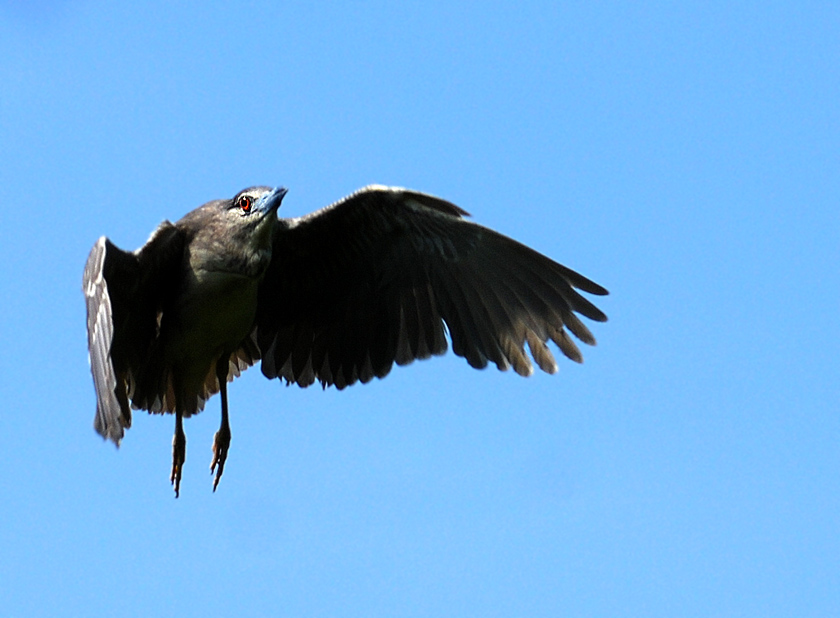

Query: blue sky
[1,1,838,616]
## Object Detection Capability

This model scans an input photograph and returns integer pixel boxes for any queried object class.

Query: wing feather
[83,223,187,442]
[256,185,608,390]
[84,237,131,443]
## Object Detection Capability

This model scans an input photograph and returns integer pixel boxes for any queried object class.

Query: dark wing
[83,223,185,444]
[255,185,608,390]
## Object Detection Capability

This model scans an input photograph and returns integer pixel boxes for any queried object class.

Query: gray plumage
[83,184,608,496]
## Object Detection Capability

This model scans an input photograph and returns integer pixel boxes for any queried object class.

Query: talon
[171,412,186,498]
[210,425,231,492]
[171,437,186,498]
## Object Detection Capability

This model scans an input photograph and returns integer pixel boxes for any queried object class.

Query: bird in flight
[83,185,608,496]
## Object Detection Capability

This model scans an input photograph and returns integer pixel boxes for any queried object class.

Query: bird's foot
[171,431,186,498]
[210,424,231,492]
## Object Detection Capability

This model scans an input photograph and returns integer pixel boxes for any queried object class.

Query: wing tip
[94,422,124,448]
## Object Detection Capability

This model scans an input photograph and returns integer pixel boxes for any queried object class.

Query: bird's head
[231,186,289,221]
[181,186,288,277]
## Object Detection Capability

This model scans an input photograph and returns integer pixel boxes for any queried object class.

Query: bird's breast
[167,267,261,365]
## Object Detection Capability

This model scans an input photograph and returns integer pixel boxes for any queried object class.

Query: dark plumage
[83,185,608,496]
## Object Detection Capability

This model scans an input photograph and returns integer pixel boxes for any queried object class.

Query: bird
[83,184,608,496]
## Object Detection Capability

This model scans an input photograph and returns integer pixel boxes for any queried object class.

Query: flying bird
[83,185,608,496]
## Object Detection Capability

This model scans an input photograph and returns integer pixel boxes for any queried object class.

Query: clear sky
[1,2,838,616]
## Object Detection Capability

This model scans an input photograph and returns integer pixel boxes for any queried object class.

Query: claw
[212,355,232,493]
[210,425,231,492]
[171,412,186,498]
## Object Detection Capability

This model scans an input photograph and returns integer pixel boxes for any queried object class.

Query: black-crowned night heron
[84,185,608,496]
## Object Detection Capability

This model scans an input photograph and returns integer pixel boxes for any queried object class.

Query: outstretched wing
[255,185,608,390]
[83,223,185,444]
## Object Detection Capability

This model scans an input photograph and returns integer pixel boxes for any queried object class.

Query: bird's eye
[237,196,253,213]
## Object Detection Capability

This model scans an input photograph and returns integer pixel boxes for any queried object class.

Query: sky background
[1,1,838,616]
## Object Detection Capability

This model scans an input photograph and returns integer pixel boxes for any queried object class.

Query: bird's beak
[255,186,288,217]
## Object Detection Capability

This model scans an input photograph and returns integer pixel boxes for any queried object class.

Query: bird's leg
[171,409,186,498]
[211,354,231,492]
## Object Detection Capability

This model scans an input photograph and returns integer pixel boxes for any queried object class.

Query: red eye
[238,196,252,213]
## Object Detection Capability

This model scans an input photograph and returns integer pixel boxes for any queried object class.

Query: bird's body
[164,234,263,408]
[84,185,608,496]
